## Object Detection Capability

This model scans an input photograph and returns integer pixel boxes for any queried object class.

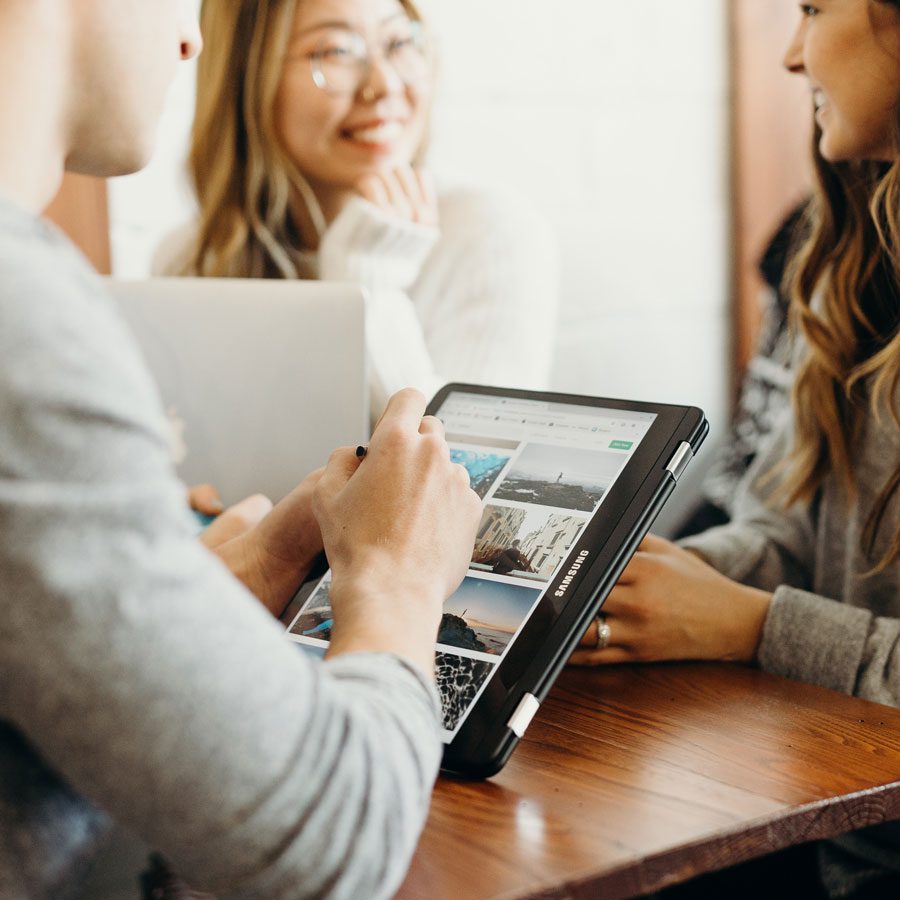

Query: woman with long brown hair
[157,0,558,417]
[573,1,899,895]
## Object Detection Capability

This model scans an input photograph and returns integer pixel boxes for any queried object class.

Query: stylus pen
[356,445,368,459]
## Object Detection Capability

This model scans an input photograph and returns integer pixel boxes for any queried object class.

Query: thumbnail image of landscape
[287,577,333,642]
[435,651,495,731]
[492,443,623,512]
[471,504,585,581]
[450,447,511,499]
[438,576,541,655]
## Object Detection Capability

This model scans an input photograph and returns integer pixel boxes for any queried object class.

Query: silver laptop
[106,276,368,504]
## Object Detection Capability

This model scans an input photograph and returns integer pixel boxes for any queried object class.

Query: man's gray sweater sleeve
[0,214,441,898]
[680,410,900,707]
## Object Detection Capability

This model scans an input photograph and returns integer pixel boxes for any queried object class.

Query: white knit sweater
[155,187,559,417]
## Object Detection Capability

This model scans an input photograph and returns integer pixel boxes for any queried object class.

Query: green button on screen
[610,440,633,450]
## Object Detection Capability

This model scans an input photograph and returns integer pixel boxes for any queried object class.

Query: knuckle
[464,489,483,517]
[454,462,473,485]
[421,431,447,457]
[312,477,329,502]
[628,552,648,576]
[246,493,273,514]
[327,446,351,467]
[632,601,652,626]
[311,487,334,521]
[398,386,425,403]
[379,422,410,450]
[421,414,444,432]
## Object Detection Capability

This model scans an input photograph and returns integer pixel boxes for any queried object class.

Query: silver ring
[595,615,611,650]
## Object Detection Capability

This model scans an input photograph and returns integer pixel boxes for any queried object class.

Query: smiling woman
[784,0,900,162]
[273,3,431,224]
[156,0,559,417]
[572,1,900,897]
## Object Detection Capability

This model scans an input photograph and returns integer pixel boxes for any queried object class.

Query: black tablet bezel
[429,383,708,778]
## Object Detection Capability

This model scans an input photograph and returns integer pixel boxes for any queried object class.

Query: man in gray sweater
[0,2,482,897]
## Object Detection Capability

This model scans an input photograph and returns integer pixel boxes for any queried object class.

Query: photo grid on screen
[285,392,654,735]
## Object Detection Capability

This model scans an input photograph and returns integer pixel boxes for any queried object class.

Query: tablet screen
[285,390,656,741]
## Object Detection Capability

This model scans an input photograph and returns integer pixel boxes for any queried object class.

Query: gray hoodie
[0,197,441,900]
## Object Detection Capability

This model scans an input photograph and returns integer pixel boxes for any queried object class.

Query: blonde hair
[780,3,900,573]
[186,0,428,279]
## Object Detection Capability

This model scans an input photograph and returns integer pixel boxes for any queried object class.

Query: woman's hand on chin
[356,165,439,227]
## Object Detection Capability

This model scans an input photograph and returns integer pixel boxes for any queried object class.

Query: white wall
[109,0,730,434]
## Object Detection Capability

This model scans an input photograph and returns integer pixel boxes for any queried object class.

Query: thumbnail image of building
[474,506,527,558]
[520,514,584,577]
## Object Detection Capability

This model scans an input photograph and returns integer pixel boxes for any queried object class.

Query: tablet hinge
[507,693,540,738]
[666,441,693,483]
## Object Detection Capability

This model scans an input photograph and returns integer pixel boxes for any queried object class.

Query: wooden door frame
[729,0,811,397]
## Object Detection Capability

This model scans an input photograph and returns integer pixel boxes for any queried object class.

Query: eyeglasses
[305,20,428,96]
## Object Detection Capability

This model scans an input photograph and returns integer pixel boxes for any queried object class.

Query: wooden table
[397,663,900,899]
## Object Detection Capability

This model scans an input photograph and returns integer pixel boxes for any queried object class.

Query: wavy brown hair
[780,0,900,573]
[184,0,428,280]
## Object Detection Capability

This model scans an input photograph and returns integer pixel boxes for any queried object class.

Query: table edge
[504,779,900,900]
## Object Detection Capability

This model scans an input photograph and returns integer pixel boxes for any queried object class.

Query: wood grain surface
[397,664,900,900]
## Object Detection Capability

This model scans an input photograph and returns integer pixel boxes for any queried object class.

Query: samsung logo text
[554,550,590,598]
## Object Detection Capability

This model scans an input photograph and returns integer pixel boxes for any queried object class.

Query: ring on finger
[595,615,611,650]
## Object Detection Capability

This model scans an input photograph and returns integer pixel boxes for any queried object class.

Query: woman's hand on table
[570,534,772,667]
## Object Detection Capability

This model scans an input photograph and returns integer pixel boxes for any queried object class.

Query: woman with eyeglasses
[573,1,899,896]
[158,0,558,418]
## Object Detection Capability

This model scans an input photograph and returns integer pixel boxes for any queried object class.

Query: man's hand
[199,493,272,549]
[314,389,481,677]
[570,534,772,667]
[207,471,325,617]
[187,483,225,517]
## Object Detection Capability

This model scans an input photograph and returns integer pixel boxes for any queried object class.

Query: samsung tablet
[284,383,708,777]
